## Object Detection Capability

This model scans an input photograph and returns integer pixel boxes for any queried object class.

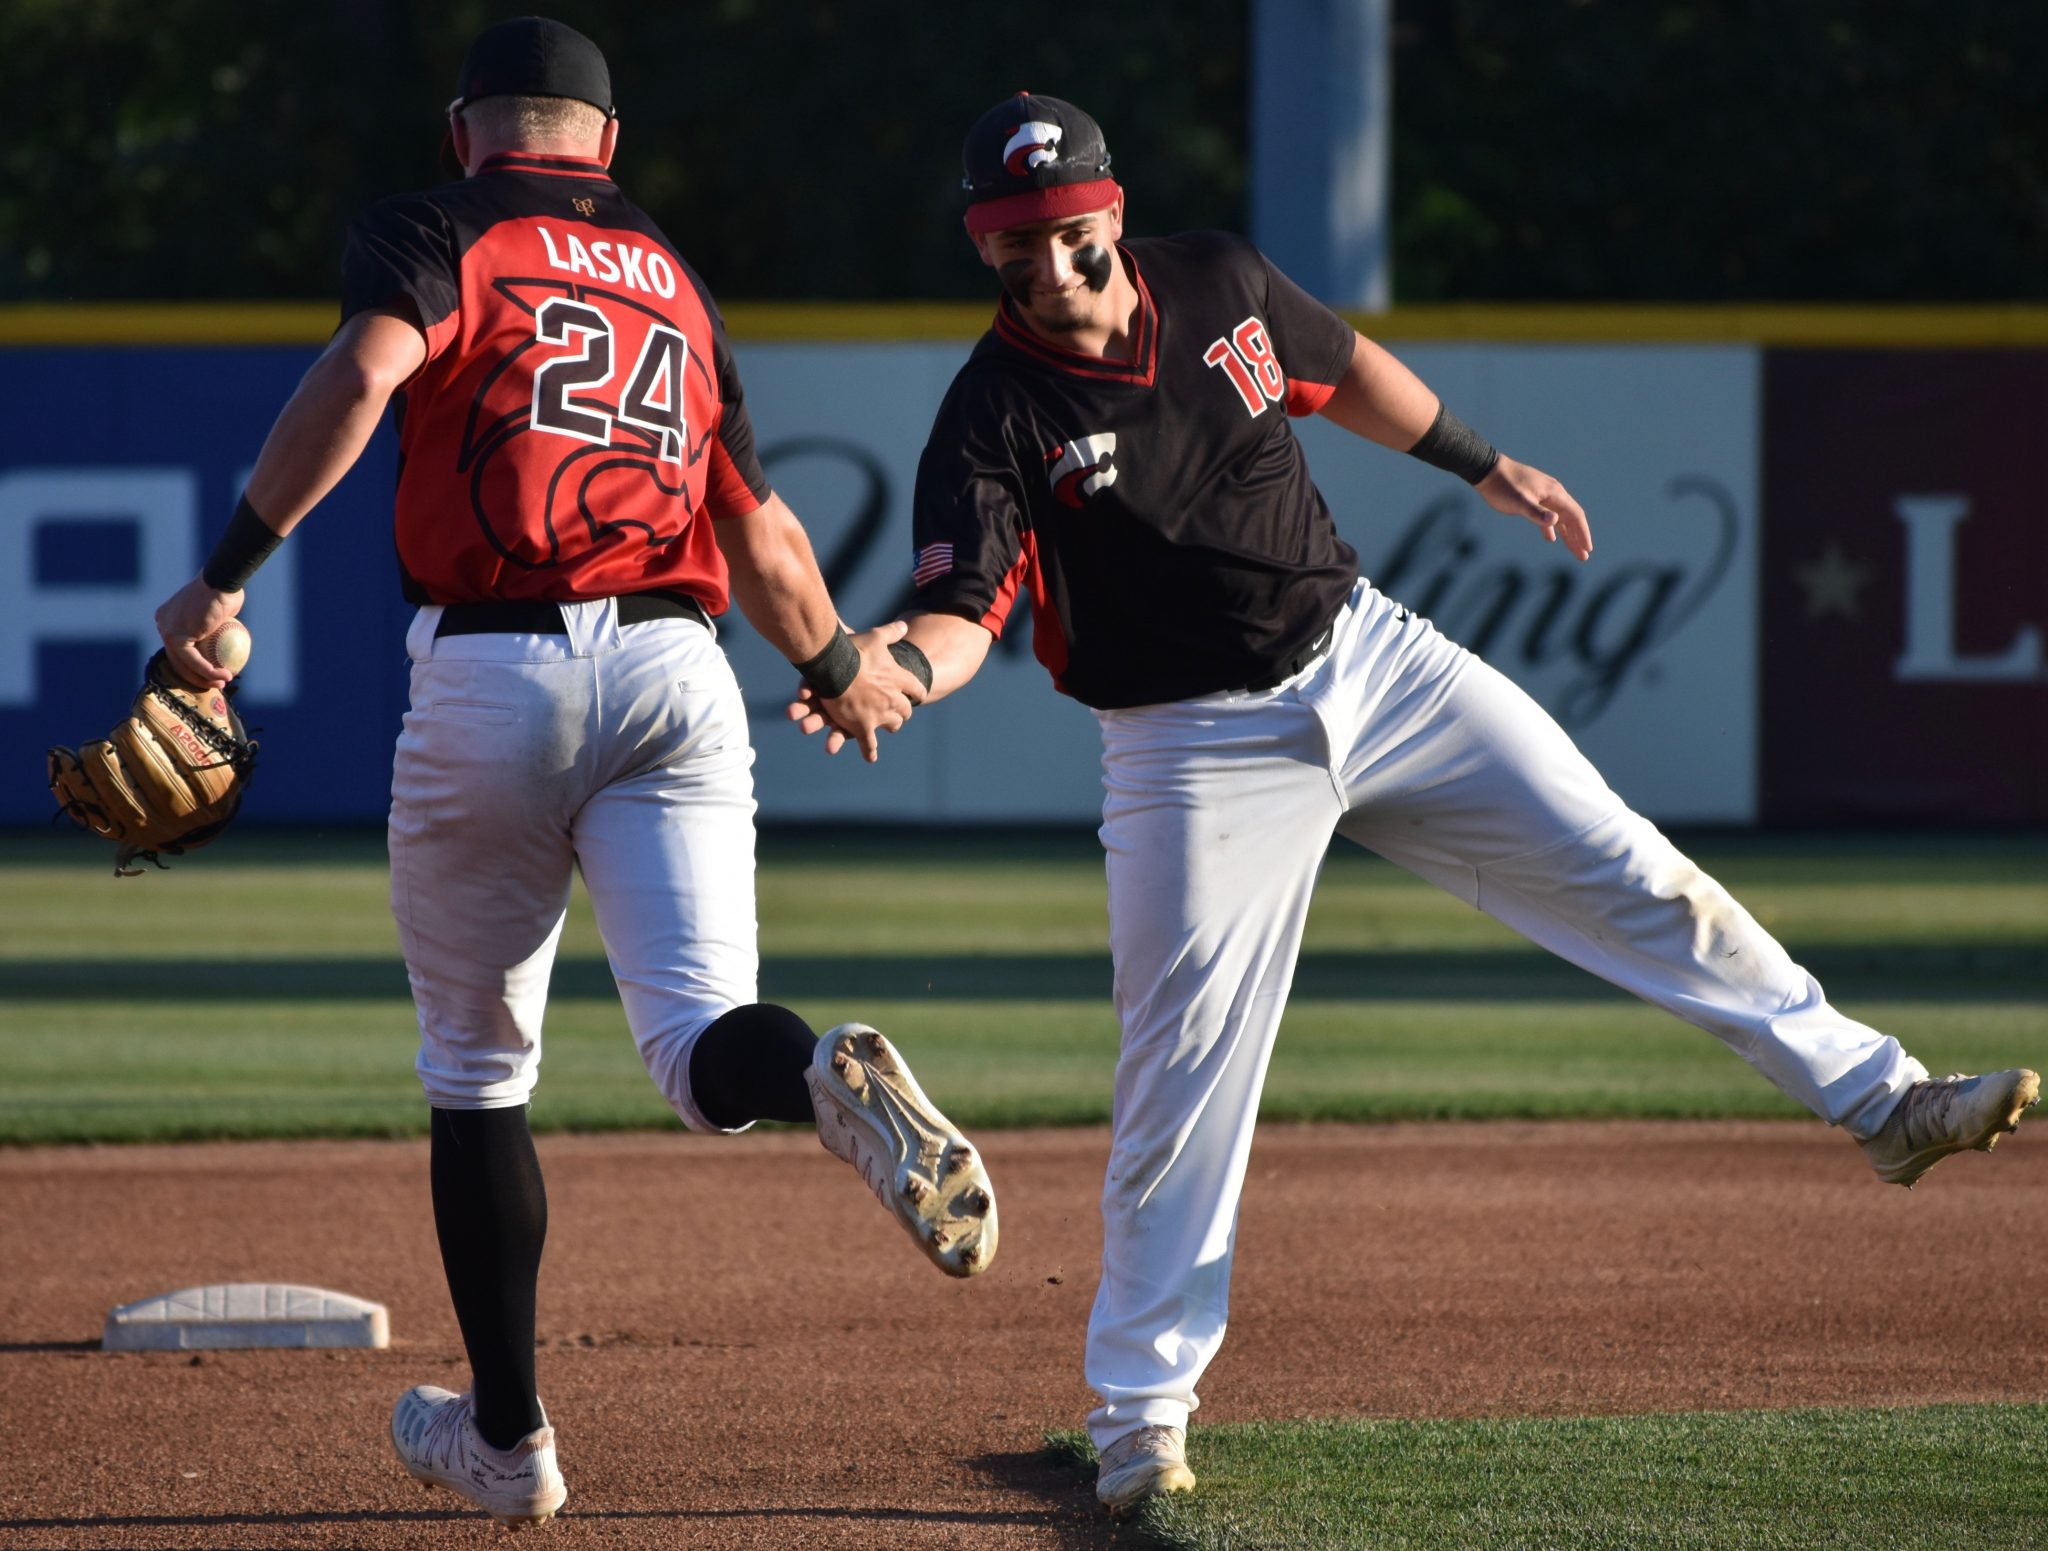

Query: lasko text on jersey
[536,225,677,298]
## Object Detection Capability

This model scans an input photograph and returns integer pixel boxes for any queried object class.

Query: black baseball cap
[451,17,615,118]
[961,92,1119,235]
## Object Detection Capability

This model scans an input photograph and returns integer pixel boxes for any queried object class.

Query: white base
[103,1283,388,1351]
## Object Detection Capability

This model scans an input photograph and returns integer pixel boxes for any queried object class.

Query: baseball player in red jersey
[796,93,2040,1517]
[152,19,996,1528]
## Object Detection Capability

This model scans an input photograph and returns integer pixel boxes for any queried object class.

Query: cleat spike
[806,1026,997,1276]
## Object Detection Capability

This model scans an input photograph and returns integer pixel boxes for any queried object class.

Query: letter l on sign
[1892,494,2043,681]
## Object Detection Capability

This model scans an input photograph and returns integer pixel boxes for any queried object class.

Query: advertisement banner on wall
[1761,351,2048,824]
[2,338,1760,827]
[734,341,1763,824]
[0,347,416,830]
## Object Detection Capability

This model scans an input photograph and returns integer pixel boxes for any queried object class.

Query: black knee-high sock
[429,1106,547,1451]
[688,1003,819,1128]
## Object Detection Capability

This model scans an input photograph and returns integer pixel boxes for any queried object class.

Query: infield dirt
[3,1121,2043,1549]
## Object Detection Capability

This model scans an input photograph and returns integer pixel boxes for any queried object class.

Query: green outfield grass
[1,828,2042,1143]
[1053,1405,2048,1550]
[7,828,2044,1551]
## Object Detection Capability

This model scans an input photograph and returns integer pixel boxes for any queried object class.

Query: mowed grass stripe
[1057,1404,2048,1550]
[1,829,2041,1142]
[2,997,2041,1144]
[9,830,2048,959]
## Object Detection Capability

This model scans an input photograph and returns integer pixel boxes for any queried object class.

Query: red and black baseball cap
[451,16,616,118]
[961,92,1119,236]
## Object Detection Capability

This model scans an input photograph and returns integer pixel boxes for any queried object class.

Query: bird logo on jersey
[1046,434,1118,508]
[1004,122,1064,175]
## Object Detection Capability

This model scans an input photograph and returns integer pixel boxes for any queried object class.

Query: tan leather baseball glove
[48,650,259,875]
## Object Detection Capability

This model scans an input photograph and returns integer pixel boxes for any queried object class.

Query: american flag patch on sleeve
[911,542,955,586]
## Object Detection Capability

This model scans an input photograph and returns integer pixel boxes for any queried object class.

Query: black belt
[435,589,710,638]
[1242,613,1340,692]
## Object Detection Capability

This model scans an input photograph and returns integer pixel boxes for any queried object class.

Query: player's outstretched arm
[155,308,426,685]
[1317,330,1592,563]
[1475,457,1592,562]
[1315,331,1441,450]
[898,612,993,704]
[716,493,923,762]
[786,612,993,755]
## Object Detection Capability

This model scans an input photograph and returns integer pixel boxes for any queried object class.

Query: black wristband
[1407,402,1502,485]
[886,638,933,698]
[794,625,862,699]
[201,496,285,591]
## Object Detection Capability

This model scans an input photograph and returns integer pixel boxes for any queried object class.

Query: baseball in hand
[198,620,252,676]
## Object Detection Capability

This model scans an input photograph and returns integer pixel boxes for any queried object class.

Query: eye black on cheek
[1073,244,1112,293]
[996,257,1036,302]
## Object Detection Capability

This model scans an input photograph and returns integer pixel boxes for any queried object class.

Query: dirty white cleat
[806,1023,998,1278]
[390,1385,566,1528]
[1095,1424,1197,1517]
[1860,1069,2040,1187]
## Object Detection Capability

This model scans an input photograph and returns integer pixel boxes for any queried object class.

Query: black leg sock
[688,1003,819,1128]
[429,1105,547,1452]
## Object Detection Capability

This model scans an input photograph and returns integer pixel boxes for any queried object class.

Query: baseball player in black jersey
[152,19,996,1528]
[795,92,2038,1516]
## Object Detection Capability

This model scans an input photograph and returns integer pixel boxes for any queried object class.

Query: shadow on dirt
[967,1443,1170,1550]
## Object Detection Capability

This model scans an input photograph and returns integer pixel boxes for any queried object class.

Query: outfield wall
[1,307,2040,828]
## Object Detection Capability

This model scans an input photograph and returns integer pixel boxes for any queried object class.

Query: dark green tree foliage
[1392,1,2048,300]
[5,2,2042,303]
[0,0,1246,303]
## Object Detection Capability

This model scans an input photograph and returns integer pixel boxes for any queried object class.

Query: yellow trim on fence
[1347,304,2048,346]
[0,303,341,345]
[6,300,2048,347]
[723,302,994,340]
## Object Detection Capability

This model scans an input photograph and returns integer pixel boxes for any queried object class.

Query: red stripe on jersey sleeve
[1018,531,1070,689]
[705,437,765,520]
[978,533,1070,689]
[420,310,461,370]
[1285,377,1338,417]
[979,548,1028,636]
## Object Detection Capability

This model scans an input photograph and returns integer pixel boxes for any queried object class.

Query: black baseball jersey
[910,231,1359,708]
[339,151,770,608]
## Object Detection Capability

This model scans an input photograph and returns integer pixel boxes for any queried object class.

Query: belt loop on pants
[434,589,712,638]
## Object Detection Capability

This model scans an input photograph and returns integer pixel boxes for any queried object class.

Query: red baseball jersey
[910,232,1359,708]
[339,151,769,608]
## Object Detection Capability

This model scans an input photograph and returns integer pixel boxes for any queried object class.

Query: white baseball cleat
[390,1385,566,1529]
[1860,1068,2040,1187]
[806,1023,998,1278]
[1095,1424,1197,1517]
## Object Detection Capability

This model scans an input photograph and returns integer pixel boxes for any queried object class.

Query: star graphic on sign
[1792,542,1871,621]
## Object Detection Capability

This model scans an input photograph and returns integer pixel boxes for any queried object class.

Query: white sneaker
[390,1385,566,1528]
[806,1024,998,1278]
[1860,1069,2040,1187]
[1095,1424,1197,1517]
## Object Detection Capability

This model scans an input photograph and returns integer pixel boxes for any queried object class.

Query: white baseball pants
[1083,577,1926,1448]
[388,600,758,1131]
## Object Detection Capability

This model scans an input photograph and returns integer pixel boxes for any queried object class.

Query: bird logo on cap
[1003,121,1064,175]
